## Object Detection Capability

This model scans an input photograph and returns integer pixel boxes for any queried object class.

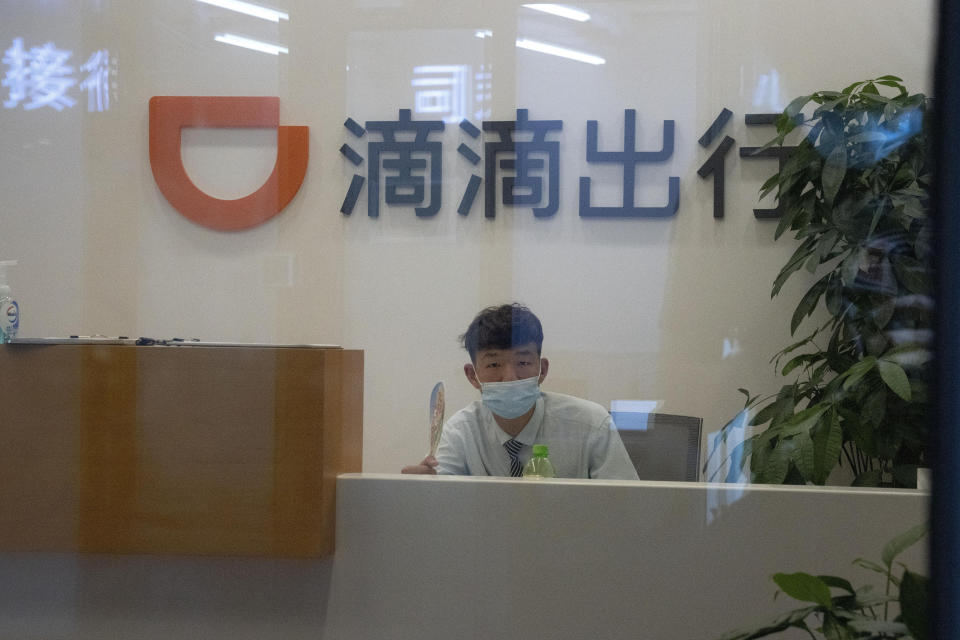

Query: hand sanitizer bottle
[0,260,20,343]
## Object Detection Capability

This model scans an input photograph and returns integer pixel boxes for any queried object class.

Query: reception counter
[0,474,928,639]
[324,474,928,640]
[0,343,363,557]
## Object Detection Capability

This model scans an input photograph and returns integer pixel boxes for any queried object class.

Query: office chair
[611,411,703,482]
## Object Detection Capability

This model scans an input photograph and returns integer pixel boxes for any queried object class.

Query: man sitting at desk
[402,303,639,480]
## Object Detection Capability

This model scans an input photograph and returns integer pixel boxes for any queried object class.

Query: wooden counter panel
[0,344,363,557]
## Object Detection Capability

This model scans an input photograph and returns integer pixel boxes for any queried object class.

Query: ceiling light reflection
[515,38,604,65]
[214,33,288,55]
[522,4,590,22]
[197,0,289,22]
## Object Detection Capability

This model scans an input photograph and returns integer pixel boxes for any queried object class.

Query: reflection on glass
[515,38,604,65]
[196,0,289,22]
[214,33,288,55]
[3,37,112,112]
[522,4,591,22]
[412,65,469,123]
[752,69,784,111]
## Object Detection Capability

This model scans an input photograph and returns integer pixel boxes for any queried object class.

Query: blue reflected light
[610,400,660,431]
[2,37,112,112]
[846,107,924,167]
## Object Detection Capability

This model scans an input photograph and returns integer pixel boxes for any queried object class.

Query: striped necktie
[504,439,523,477]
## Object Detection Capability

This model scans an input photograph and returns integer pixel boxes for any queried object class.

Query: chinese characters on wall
[342,108,791,220]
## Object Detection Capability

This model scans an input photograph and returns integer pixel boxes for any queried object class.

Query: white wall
[0,1,936,476]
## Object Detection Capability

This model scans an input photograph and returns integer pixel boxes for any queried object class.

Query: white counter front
[325,474,928,640]
[0,475,928,639]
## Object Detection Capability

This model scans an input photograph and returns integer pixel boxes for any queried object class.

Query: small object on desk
[428,381,445,457]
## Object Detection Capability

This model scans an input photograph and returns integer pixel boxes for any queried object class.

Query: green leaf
[759,441,792,483]
[813,411,842,484]
[750,391,796,427]
[715,605,819,640]
[791,274,831,335]
[840,249,861,287]
[773,572,833,608]
[852,469,883,486]
[775,188,816,241]
[853,557,887,575]
[776,143,815,182]
[892,254,932,295]
[775,332,818,359]
[861,387,887,427]
[900,570,929,640]
[878,359,912,401]
[841,80,863,94]
[851,586,897,609]
[824,283,843,317]
[816,229,840,260]
[867,196,887,239]
[881,522,928,569]
[822,143,848,207]
[772,237,817,297]
[817,575,856,595]
[780,403,832,439]
[842,357,878,390]
[822,612,856,640]
[784,94,813,121]
[870,294,896,330]
[794,431,815,481]
[813,97,846,118]
[781,353,817,377]
[846,412,878,457]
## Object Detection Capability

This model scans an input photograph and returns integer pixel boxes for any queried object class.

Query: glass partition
[0,1,940,637]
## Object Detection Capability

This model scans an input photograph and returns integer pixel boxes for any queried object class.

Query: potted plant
[717,524,928,639]
[705,77,932,487]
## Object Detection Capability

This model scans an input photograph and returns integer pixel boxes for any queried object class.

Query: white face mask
[479,374,541,419]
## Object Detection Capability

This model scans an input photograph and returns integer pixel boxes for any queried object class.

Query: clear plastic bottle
[0,260,19,344]
[522,444,556,479]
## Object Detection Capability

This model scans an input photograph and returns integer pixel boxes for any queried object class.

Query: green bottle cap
[532,444,549,457]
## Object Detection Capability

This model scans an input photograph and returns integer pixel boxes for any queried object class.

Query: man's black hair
[459,303,544,363]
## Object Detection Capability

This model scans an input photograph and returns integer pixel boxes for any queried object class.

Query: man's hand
[401,455,438,474]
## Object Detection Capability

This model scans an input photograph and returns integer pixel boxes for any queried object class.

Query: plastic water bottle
[522,444,556,479]
[0,260,19,344]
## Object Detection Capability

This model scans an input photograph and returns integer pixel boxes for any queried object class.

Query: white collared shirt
[435,391,640,480]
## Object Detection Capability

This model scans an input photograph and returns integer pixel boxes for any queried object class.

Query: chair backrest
[612,411,703,482]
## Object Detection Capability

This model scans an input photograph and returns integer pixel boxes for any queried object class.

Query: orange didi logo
[149,96,308,231]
